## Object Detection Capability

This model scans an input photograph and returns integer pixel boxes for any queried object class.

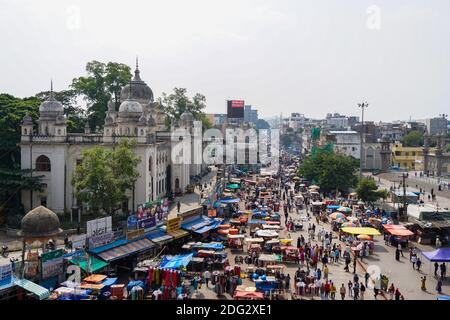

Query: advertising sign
[0,263,12,285]
[182,206,203,221]
[41,249,64,279]
[137,216,156,231]
[127,215,138,230]
[71,234,87,249]
[227,100,245,118]
[86,216,112,238]
[166,217,181,233]
[88,232,113,249]
[127,228,145,241]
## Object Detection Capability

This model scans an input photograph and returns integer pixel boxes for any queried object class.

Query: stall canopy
[70,255,108,273]
[97,238,155,262]
[88,238,128,254]
[191,243,224,250]
[327,205,340,210]
[182,216,223,234]
[234,291,264,299]
[146,229,174,244]
[226,184,240,189]
[422,248,450,262]
[341,227,381,236]
[14,279,50,300]
[159,253,194,269]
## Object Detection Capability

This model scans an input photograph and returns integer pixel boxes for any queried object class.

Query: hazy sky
[1,0,449,121]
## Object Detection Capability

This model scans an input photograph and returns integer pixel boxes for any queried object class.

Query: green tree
[356,178,389,204]
[446,144,450,153]
[159,88,211,129]
[71,61,132,130]
[72,139,141,215]
[298,151,359,192]
[402,130,424,147]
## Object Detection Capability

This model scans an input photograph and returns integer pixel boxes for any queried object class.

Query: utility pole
[358,102,369,179]
[397,173,407,222]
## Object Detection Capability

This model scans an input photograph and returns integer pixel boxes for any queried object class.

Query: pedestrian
[416,257,422,271]
[395,249,400,261]
[440,263,446,280]
[204,270,211,288]
[348,280,353,298]
[177,201,181,213]
[434,262,439,276]
[364,272,370,287]
[411,255,417,270]
[330,282,336,300]
[340,283,346,300]
[360,283,365,300]
[421,276,427,291]
[388,283,395,300]
[353,257,357,274]
[323,264,329,280]
[436,279,443,294]
[394,288,401,301]
[353,282,359,300]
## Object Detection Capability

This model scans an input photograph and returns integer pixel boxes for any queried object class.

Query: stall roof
[245,238,264,243]
[88,238,128,254]
[388,229,414,236]
[159,253,194,269]
[146,229,174,244]
[14,279,50,300]
[97,238,156,262]
[167,229,190,240]
[341,227,381,236]
[220,198,241,204]
[182,216,223,234]
[69,255,108,273]
[422,248,450,262]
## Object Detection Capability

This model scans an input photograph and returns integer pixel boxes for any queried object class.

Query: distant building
[417,117,448,135]
[211,114,227,126]
[326,113,349,130]
[244,105,258,124]
[391,143,428,171]
[328,131,361,159]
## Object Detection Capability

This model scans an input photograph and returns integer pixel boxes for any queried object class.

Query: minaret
[380,135,391,173]
[423,132,430,175]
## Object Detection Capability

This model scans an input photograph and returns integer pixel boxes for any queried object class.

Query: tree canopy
[356,178,389,204]
[71,139,141,216]
[402,130,424,147]
[159,88,211,130]
[298,151,359,192]
[71,61,132,130]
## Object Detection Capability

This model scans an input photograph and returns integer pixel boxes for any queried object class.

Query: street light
[358,101,369,178]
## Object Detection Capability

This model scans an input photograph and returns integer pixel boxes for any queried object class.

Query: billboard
[86,216,112,238]
[227,100,245,119]
[41,249,64,279]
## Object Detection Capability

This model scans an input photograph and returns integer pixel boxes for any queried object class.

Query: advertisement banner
[127,215,138,230]
[41,249,64,279]
[88,232,113,249]
[86,216,112,238]
[71,234,87,249]
[127,228,145,241]
[166,217,181,233]
[0,263,12,285]
[137,216,156,231]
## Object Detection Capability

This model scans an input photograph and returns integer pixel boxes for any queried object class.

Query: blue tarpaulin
[127,280,145,291]
[192,243,224,250]
[102,278,118,287]
[194,220,223,234]
[327,205,340,209]
[182,216,223,234]
[88,239,128,254]
[160,253,194,269]
[220,198,240,204]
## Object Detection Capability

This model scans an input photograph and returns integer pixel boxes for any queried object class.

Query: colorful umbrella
[357,234,372,241]
[335,217,347,224]
[309,185,320,189]
[144,201,153,209]
[329,212,345,220]
[341,222,357,228]
[337,207,352,214]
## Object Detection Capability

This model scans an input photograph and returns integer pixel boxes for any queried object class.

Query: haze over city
[1,0,449,121]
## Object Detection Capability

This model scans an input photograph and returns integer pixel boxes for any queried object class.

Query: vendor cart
[228,234,245,251]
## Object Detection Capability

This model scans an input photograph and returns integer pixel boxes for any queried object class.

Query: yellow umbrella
[340,227,381,236]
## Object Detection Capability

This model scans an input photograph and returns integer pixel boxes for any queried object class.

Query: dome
[180,111,194,122]
[39,95,63,114]
[118,99,143,114]
[22,114,33,125]
[120,65,154,104]
[19,206,62,238]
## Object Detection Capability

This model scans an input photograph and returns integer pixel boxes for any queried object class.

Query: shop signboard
[127,215,138,230]
[166,217,181,233]
[86,216,112,238]
[71,234,87,249]
[0,263,12,286]
[88,232,113,249]
[41,249,64,279]
[182,206,203,222]
[127,228,145,241]
[137,216,156,231]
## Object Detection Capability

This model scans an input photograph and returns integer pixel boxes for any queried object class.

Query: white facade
[329,131,361,159]
[20,64,199,214]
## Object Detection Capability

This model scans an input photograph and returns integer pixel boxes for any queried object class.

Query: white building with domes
[20,62,203,215]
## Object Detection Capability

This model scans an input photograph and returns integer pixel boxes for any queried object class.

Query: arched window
[24,128,27,135]
[36,155,51,171]
[127,127,130,135]
[149,156,153,172]
[140,129,144,136]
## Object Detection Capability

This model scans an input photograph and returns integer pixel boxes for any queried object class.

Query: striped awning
[97,238,156,262]
[167,229,190,240]
[14,278,50,300]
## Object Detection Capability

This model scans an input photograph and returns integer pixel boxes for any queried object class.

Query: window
[40,197,47,207]
[24,128,27,135]
[140,129,144,136]
[149,156,153,172]
[57,129,61,135]
[36,155,51,171]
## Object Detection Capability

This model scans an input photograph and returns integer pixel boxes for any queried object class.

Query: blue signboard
[137,216,156,231]
[127,215,138,230]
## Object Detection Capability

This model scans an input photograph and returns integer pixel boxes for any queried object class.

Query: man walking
[204,270,211,288]
[177,201,181,213]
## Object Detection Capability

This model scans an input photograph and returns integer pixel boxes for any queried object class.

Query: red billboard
[227,100,245,118]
